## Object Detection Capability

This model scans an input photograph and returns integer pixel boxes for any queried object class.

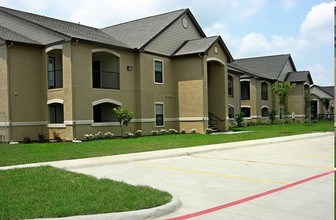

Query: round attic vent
[182,17,189,29]
[214,46,218,54]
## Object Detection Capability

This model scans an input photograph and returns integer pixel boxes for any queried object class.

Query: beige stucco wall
[7,44,48,141]
[287,83,305,119]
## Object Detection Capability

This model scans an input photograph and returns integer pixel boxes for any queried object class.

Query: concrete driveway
[52,132,334,220]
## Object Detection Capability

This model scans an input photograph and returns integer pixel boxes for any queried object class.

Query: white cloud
[236,32,271,57]
[68,0,165,27]
[225,0,267,18]
[282,0,298,11]
[204,22,240,51]
[299,1,334,44]
[305,63,334,86]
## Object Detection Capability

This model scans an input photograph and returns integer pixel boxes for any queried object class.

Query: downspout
[71,39,77,140]
[199,53,207,133]
[6,42,13,142]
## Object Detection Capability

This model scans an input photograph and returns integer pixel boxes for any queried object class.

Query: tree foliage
[271,81,295,122]
[321,97,330,113]
[113,107,134,137]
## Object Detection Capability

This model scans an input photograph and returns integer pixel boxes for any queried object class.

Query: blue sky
[0,0,333,86]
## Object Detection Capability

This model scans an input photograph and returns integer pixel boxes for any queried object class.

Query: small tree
[321,97,330,113]
[304,89,312,123]
[113,107,134,137]
[268,110,276,124]
[321,97,331,120]
[272,81,295,124]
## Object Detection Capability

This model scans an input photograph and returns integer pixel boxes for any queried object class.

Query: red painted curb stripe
[167,170,334,220]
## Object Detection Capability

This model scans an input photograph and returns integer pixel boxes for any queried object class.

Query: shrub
[190,128,197,134]
[23,135,31,144]
[104,132,114,139]
[84,134,91,141]
[151,130,159,136]
[180,129,186,134]
[205,128,213,134]
[53,131,62,142]
[95,131,103,139]
[160,129,168,135]
[125,132,134,138]
[168,129,179,134]
[37,132,46,143]
[234,112,244,127]
[135,130,142,137]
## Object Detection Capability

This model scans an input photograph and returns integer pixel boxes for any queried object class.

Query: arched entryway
[207,58,227,131]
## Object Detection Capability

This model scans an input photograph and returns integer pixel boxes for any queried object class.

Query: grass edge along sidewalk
[0,121,333,167]
[0,166,172,220]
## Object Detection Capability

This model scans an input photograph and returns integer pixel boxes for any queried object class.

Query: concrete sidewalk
[1,132,332,171]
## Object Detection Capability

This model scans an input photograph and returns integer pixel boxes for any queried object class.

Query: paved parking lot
[57,132,333,220]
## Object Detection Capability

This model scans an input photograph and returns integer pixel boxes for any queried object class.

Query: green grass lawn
[0,121,333,167]
[0,166,172,220]
[0,121,333,220]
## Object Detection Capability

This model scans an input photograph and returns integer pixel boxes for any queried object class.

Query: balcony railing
[93,70,120,90]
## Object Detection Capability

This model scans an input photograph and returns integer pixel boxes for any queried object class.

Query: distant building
[229,54,313,122]
[310,85,334,120]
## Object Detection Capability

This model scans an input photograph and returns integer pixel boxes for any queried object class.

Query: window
[154,60,163,84]
[93,103,118,123]
[155,103,164,126]
[261,82,268,100]
[49,104,64,123]
[241,107,251,118]
[228,106,234,119]
[47,50,63,89]
[92,52,120,89]
[48,57,55,88]
[228,75,233,97]
[241,81,250,100]
[261,107,269,117]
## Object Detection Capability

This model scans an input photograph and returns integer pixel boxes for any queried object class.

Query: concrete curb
[34,196,181,220]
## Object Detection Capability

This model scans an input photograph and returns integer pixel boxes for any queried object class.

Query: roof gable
[173,36,233,62]
[102,9,205,50]
[285,71,313,84]
[230,54,295,80]
[0,25,40,45]
[311,85,334,99]
[0,6,128,48]
[311,85,334,98]
[173,36,219,56]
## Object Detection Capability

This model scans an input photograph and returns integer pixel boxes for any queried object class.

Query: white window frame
[154,102,165,127]
[154,59,164,84]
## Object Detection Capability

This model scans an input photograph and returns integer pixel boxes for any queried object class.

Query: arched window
[261,82,268,100]
[261,107,269,117]
[241,107,251,118]
[228,106,234,119]
[48,103,64,124]
[241,81,250,100]
[228,75,234,97]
